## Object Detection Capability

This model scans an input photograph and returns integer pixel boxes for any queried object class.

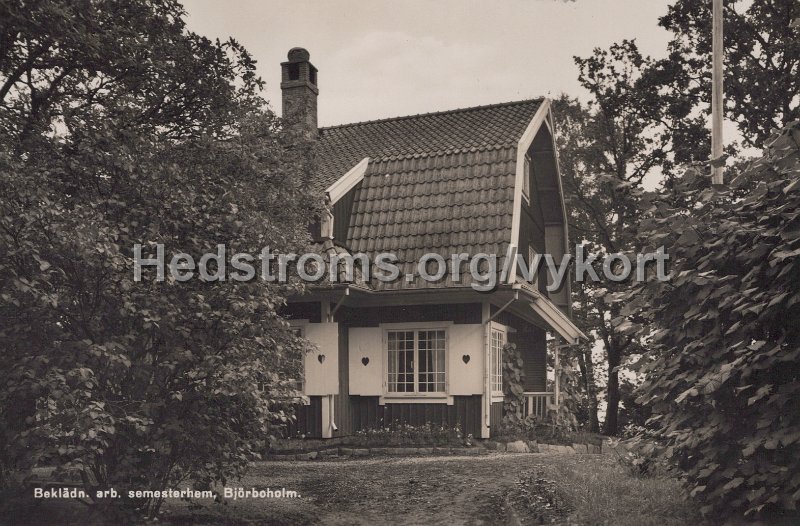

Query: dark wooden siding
[333,182,361,242]
[519,159,548,293]
[349,395,483,438]
[287,396,323,438]
[490,401,504,432]
[333,323,353,436]
[336,303,481,327]
[509,328,547,392]
[281,302,321,323]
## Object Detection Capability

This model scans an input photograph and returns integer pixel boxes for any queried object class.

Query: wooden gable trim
[546,108,571,247]
[326,157,369,204]
[508,99,551,283]
[520,288,587,344]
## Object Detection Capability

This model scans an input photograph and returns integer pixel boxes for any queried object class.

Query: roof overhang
[326,157,369,204]
[289,283,587,343]
[514,285,587,344]
[508,98,552,283]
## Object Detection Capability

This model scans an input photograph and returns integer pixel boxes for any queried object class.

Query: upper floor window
[387,329,446,393]
[522,154,531,202]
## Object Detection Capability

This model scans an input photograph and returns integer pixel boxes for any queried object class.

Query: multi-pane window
[387,329,446,393]
[387,330,415,392]
[491,328,505,393]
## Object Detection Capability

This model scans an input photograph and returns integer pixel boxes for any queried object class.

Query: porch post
[554,340,560,407]
[320,301,335,438]
[481,301,492,439]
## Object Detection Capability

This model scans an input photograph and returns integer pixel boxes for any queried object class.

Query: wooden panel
[337,304,482,328]
[447,324,485,395]
[333,182,361,242]
[348,327,383,395]
[281,302,321,323]
[303,323,339,395]
[348,395,482,438]
[333,323,353,436]
[490,401,504,433]
[286,396,323,438]
[509,329,547,392]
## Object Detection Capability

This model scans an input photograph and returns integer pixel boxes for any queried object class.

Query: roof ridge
[319,97,545,132]
[368,143,517,163]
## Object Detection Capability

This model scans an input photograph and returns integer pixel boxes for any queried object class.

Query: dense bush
[0,0,317,519]
[622,121,800,517]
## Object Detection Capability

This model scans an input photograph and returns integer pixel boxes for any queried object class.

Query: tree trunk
[577,348,600,433]
[603,341,621,436]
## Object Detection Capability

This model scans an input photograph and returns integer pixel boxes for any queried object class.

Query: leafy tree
[0,0,317,518]
[657,0,800,147]
[623,121,800,518]
[554,40,707,435]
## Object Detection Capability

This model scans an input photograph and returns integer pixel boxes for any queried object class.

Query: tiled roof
[317,99,544,290]
[316,99,543,191]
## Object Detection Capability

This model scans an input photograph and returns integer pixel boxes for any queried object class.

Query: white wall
[303,322,339,396]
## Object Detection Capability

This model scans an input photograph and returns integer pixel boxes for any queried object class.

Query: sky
[183,0,676,127]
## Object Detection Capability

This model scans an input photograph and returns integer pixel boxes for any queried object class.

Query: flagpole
[711,0,724,185]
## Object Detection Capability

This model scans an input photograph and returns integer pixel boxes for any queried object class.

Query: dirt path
[165,453,564,525]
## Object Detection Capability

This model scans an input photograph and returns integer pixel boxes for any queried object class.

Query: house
[280,48,587,439]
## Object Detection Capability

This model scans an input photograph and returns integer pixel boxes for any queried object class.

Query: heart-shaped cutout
[318,354,326,364]
[361,357,369,366]
[462,354,470,364]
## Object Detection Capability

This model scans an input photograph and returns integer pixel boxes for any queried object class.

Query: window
[289,326,305,392]
[491,328,505,393]
[387,329,446,394]
[522,154,531,201]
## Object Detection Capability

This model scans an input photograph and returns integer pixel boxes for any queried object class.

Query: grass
[7,453,705,525]
[531,455,704,526]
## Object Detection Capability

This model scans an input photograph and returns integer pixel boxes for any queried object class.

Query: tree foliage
[554,40,708,435]
[622,121,800,518]
[658,0,800,147]
[0,0,318,518]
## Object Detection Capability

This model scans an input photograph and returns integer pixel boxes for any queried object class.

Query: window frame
[490,324,506,395]
[522,153,532,203]
[381,323,450,399]
[287,323,307,394]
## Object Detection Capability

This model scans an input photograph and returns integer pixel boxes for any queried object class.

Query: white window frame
[380,322,451,402]
[288,323,307,394]
[490,324,506,395]
[522,153,531,203]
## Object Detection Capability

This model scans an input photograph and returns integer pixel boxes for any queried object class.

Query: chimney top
[287,47,310,62]
[281,47,318,136]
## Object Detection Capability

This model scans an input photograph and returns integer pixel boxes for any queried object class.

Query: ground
[159,453,703,526]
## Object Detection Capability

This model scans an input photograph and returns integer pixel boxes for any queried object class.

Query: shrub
[623,121,800,518]
[353,422,466,447]
[0,1,317,519]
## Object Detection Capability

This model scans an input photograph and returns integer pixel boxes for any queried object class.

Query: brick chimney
[281,47,318,136]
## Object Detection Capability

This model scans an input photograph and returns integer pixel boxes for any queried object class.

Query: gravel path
[165,453,571,525]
